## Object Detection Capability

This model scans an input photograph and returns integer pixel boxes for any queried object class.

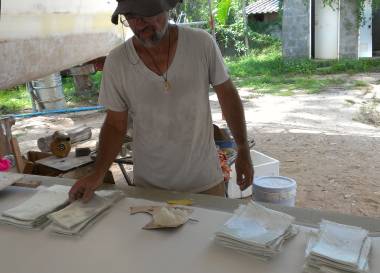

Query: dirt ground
[12,72,380,218]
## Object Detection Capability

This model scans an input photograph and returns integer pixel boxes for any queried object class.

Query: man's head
[112,0,180,47]
[111,0,180,25]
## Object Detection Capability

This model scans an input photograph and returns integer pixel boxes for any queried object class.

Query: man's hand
[214,79,254,190]
[68,110,128,203]
[235,146,254,191]
[69,173,104,203]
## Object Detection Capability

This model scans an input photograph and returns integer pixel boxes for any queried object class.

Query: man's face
[126,11,169,47]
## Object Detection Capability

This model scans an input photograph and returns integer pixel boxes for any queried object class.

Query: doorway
[314,0,339,59]
[373,6,380,56]
[358,0,373,57]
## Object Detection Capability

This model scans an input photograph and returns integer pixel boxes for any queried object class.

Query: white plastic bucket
[252,176,297,207]
[227,150,279,199]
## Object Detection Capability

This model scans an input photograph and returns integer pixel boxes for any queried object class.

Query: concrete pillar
[339,0,359,59]
[282,0,311,58]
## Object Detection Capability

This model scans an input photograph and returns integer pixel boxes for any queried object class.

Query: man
[69,0,254,202]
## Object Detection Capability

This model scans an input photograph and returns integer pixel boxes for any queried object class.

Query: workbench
[0,174,379,273]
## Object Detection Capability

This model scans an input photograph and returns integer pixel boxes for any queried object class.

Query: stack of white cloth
[215,201,298,260]
[0,185,70,229]
[304,220,371,273]
[48,189,125,236]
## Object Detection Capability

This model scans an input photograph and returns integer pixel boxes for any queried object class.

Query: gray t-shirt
[99,26,229,193]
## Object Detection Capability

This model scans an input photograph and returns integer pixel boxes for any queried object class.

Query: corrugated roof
[246,0,280,15]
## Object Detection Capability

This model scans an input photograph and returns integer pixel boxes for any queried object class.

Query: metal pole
[208,0,216,39]
[241,0,249,50]
[10,106,104,119]
[26,82,37,113]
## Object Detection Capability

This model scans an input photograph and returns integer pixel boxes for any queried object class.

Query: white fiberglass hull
[0,0,125,89]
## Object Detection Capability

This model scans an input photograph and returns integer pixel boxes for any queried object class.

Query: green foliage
[212,0,247,55]
[213,0,283,56]
[172,0,210,22]
[216,19,247,55]
[216,0,232,25]
[62,73,100,106]
[0,86,31,115]
[248,17,282,35]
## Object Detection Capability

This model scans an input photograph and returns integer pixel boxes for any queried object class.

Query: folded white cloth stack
[303,220,371,273]
[0,185,70,229]
[215,201,298,260]
[48,189,125,236]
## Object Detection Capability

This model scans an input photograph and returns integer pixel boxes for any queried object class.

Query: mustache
[136,27,153,37]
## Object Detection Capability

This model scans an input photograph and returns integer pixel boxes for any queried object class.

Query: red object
[0,157,11,172]
[218,150,231,182]
[86,56,106,71]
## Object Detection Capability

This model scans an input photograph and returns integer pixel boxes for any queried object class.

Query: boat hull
[0,0,124,89]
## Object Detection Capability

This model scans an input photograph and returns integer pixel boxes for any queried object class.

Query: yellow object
[166,199,193,206]
[50,131,71,158]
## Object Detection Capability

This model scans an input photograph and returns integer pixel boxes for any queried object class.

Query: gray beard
[136,23,169,48]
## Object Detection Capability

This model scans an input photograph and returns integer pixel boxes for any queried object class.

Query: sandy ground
[12,73,380,218]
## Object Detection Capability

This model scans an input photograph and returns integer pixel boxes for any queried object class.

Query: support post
[241,0,249,51]
[208,0,216,39]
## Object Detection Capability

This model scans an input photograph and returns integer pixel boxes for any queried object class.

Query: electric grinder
[50,131,71,158]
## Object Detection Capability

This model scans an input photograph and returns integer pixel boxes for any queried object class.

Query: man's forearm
[92,118,127,179]
[215,80,249,149]
[215,79,254,189]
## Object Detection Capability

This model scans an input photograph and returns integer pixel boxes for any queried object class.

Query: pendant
[164,80,171,93]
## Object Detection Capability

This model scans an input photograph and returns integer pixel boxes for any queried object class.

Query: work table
[0,174,379,273]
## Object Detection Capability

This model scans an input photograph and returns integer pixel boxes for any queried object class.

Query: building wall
[339,0,359,59]
[373,8,380,52]
[282,0,311,58]
[264,13,279,22]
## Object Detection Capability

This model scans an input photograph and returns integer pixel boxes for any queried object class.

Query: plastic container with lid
[252,176,297,207]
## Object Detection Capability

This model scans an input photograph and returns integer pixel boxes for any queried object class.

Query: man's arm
[69,110,128,202]
[214,79,254,190]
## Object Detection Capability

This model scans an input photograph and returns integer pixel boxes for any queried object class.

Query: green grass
[226,39,380,95]
[353,80,370,88]
[232,73,350,96]
[0,86,31,115]
[63,72,101,106]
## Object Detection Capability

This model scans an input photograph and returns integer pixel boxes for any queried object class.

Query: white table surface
[0,184,379,273]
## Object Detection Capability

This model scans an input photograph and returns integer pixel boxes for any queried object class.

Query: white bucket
[252,176,297,207]
[227,150,279,199]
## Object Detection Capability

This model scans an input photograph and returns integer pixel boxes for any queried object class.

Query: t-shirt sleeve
[206,33,230,86]
[98,55,129,112]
